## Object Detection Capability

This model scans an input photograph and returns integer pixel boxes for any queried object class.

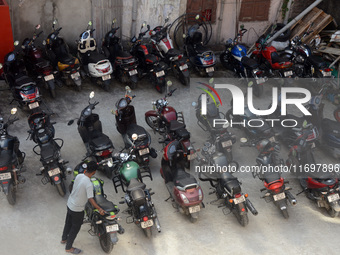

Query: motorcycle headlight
[180,194,189,204]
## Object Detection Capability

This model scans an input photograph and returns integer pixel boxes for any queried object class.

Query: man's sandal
[66,247,82,254]
[60,240,67,244]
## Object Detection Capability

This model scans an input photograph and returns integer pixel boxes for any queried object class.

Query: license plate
[256,78,266,84]
[234,195,246,204]
[129,69,138,76]
[71,72,80,79]
[284,71,293,77]
[28,102,39,109]
[273,192,286,201]
[189,205,200,213]
[141,219,153,228]
[269,136,276,142]
[327,193,340,203]
[187,152,197,160]
[139,148,150,156]
[156,70,165,77]
[44,74,54,81]
[322,71,332,77]
[0,172,11,181]
[48,167,61,177]
[102,74,111,81]
[106,224,119,233]
[222,140,232,148]
[206,67,214,73]
[179,64,188,71]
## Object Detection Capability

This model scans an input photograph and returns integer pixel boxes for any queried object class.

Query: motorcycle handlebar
[36,31,43,38]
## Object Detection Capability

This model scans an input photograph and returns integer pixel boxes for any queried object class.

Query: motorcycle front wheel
[99,232,114,253]
[145,116,159,132]
[143,227,152,238]
[6,183,16,205]
[56,179,66,197]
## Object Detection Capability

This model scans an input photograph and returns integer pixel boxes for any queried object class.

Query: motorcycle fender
[145,110,158,118]
[110,232,119,244]
[236,202,248,215]
[47,79,55,90]
[0,180,11,195]
[129,74,138,83]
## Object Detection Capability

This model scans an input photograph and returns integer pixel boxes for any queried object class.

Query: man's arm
[88,198,106,215]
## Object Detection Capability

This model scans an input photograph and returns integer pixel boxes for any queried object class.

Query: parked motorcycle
[22,24,57,98]
[111,139,161,237]
[0,42,41,110]
[198,141,258,226]
[101,19,139,89]
[77,21,113,91]
[241,139,297,218]
[113,86,156,179]
[150,18,190,85]
[45,19,82,91]
[69,162,124,253]
[130,22,168,93]
[68,92,115,178]
[0,108,26,205]
[183,15,216,77]
[160,140,204,223]
[220,26,266,97]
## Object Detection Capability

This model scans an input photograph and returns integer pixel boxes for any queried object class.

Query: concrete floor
[0,70,339,255]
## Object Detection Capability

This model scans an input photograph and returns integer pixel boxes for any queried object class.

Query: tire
[50,87,56,99]
[6,183,16,205]
[76,84,82,92]
[103,79,111,92]
[143,227,152,238]
[220,52,233,70]
[56,180,66,197]
[253,83,263,97]
[69,182,74,193]
[239,214,249,227]
[104,166,113,179]
[99,232,114,253]
[180,73,190,86]
[334,107,340,122]
[281,208,289,219]
[155,79,166,94]
[328,208,339,218]
[145,116,159,132]
[129,81,137,90]
[190,215,198,223]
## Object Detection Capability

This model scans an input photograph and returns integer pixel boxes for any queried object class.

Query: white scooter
[77,21,113,91]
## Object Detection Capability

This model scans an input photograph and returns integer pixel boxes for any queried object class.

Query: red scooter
[22,25,57,98]
[160,140,203,223]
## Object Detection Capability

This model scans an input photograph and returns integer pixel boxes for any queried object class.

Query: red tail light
[235,193,242,198]
[324,68,331,72]
[256,71,263,75]
[0,166,8,171]
[96,148,113,157]
[54,176,59,182]
[143,216,148,222]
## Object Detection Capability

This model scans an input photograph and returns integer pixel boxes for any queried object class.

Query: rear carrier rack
[176,112,185,124]
[112,168,152,193]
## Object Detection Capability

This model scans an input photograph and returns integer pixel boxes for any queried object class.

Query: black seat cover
[94,195,117,212]
[145,54,158,64]
[40,140,59,161]
[126,124,148,138]
[59,54,75,65]
[220,172,241,194]
[166,48,181,57]
[206,103,219,118]
[169,120,186,131]
[127,178,146,192]
[263,172,281,184]
[0,150,13,166]
[307,171,336,184]
[322,118,340,138]
[88,51,106,64]
[15,75,34,88]
[90,134,112,150]
[174,168,197,188]
[241,56,259,69]
[308,55,327,69]
[116,50,132,59]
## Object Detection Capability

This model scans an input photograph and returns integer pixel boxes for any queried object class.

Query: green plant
[281,0,291,20]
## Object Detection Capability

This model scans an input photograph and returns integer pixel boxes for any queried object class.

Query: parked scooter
[112,139,161,237]
[113,86,157,179]
[220,26,266,97]
[150,18,190,85]
[183,15,216,77]
[160,140,204,223]
[101,19,139,89]
[241,139,297,218]
[0,108,26,205]
[130,22,168,93]
[45,19,82,91]
[69,162,124,253]
[21,24,57,98]
[0,42,41,110]
[198,141,258,226]
[77,21,113,91]
[68,92,115,178]
[29,112,69,196]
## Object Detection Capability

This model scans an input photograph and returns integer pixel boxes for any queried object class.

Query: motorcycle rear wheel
[56,180,66,197]
[99,232,114,253]
[328,208,339,218]
[6,183,16,205]
[233,209,249,227]
[143,227,152,238]
[281,208,289,219]
[103,80,111,92]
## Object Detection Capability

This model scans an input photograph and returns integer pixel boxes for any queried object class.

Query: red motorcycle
[251,34,294,78]
[160,140,203,223]
[22,25,57,98]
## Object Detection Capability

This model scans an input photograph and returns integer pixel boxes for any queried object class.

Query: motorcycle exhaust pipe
[154,217,161,233]
[285,190,297,206]
[66,167,73,175]
[245,199,258,216]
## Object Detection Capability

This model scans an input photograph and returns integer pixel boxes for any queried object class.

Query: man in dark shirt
[61,161,105,254]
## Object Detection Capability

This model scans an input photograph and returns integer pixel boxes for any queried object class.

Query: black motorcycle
[68,92,115,178]
[198,141,258,226]
[130,22,168,93]
[114,87,157,179]
[101,19,139,89]
[0,108,26,205]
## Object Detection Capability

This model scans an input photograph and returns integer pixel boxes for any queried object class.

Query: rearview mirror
[248,81,254,87]
[112,18,117,24]
[209,78,214,84]
[240,24,244,30]
[165,17,169,23]
[89,91,95,99]
[53,19,58,25]
[11,108,17,115]
[132,133,138,141]
[302,120,308,129]
[142,22,146,28]
[192,102,197,107]
[67,120,74,126]
[42,40,46,46]
[35,24,41,30]
[195,14,200,20]
[14,41,19,46]
[88,21,93,26]
[240,137,247,143]
[183,34,186,39]
[167,81,173,87]
[125,86,131,93]
[0,63,3,69]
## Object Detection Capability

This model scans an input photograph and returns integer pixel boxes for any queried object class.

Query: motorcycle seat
[59,54,75,65]
[145,54,159,64]
[14,75,35,89]
[88,51,106,64]
[40,140,59,162]
[174,168,197,188]
[308,55,327,69]
[169,120,186,132]
[127,178,146,192]
[174,127,190,140]
[0,150,13,166]
[90,134,112,151]
[271,52,289,64]
[262,172,281,184]
[220,172,241,195]
[322,118,340,138]
[116,50,132,60]
[166,48,182,58]
[307,172,336,185]
[94,195,118,212]
[241,56,259,69]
